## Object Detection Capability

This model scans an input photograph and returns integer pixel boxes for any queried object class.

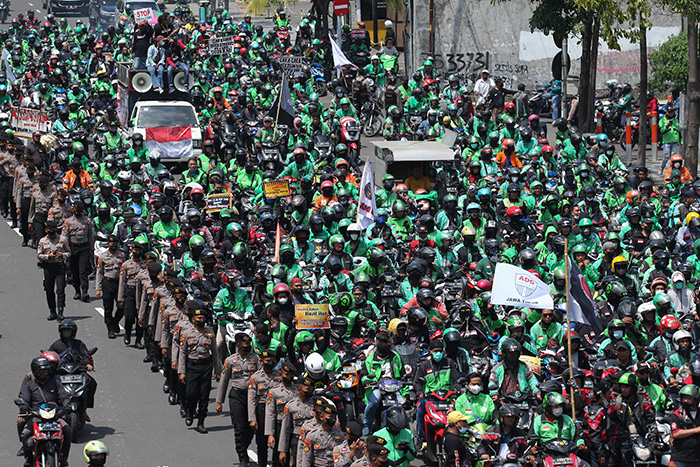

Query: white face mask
[613,330,624,340]
[350,234,359,241]
[277,296,288,305]
[552,407,563,417]
[468,384,482,395]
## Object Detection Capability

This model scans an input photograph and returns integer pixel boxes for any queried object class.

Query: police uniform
[160,283,187,404]
[177,304,220,432]
[216,335,260,463]
[15,167,35,245]
[117,254,142,345]
[247,350,281,467]
[36,221,70,320]
[172,308,195,416]
[265,368,298,467]
[0,151,18,222]
[279,381,315,465]
[134,260,158,355]
[28,179,55,246]
[95,240,126,337]
[300,404,345,467]
[138,264,163,370]
[61,210,94,299]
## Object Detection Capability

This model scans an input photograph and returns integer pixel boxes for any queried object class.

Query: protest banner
[295,304,330,330]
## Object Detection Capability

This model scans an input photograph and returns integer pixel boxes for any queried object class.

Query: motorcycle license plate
[38,422,61,432]
[447,187,457,194]
[553,457,573,465]
[60,375,83,384]
[435,403,450,411]
[343,366,356,374]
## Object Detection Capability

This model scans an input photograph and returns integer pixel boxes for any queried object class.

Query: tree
[649,33,689,92]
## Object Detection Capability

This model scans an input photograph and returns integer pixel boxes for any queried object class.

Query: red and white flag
[145,126,193,159]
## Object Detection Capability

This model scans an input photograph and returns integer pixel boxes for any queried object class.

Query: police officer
[15,161,36,247]
[135,254,159,362]
[160,279,188,405]
[61,200,94,301]
[216,333,260,466]
[118,236,146,346]
[37,220,70,320]
[178,304,221,433]
[95,234,125,338]
[28,174,55,248]
[301,400,345,467]
[138,262,163,371]
[279,376,315,467]
[248,349,280,467]
[265,361,298,467]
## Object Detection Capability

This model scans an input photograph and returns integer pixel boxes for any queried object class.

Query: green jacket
[372,427,416,467]
[454,392,495,425]
[531,413,584,447]
[212,287,254,324]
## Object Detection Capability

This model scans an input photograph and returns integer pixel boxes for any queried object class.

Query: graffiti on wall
[493,63,529,75]
[420,52,490,74]
[597,49,656,73]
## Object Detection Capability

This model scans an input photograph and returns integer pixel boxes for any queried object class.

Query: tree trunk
[687,18,699,177]
[578,19,593,131]
[578,17,600,132]
[638,12,647,165]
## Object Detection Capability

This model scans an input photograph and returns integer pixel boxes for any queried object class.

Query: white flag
[491,263,553,310]
[328,33,356,69]
[356,161,377,229]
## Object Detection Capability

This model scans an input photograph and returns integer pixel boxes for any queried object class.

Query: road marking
[247,450,258,463]
[95,306,125,332]
[6,220,22,237]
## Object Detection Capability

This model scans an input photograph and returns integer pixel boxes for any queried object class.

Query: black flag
[268,73,295,127]
[567,259,604,335]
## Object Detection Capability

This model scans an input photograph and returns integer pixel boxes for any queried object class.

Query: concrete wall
[410,0,682,90]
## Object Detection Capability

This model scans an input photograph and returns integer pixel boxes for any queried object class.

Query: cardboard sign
[296,304,330,330]
[277,56,305,77]
[116,84,128,126]
[10,106,49,133]
[134,8,155,23]
[205,193,232,213]
[263,180,291,199]
[519,355,541,375]
[209,35,236,56]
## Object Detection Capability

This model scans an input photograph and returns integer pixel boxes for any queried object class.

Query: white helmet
[347,222,362,234]
[606,79,618,88]
[371,54,379,61]
[305,352,326,378]
[384,20,392,28]
[673,329,693,345]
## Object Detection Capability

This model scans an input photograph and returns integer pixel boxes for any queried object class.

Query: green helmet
[226,222,243,237]
[338,218,352,228]
[693,238,700,252]
[271,264,288,279]
[354,272,371,284]
[606,232,621,242]
[572,244,587,254]
[578,218,593,227]
[335,143,348,152]
[444,194,457,204]
[553,268,566,281]
[618,372,637,386]
[309,93,319,103]
[133,235,149,247]
[279,244,294,255]
[330,234,344,245]
[392,200,406,213]
[653,292,672,308]
[339,97,351,105]
[680,384,700,401]
[189,234,205,248]
[312,38,321,46]
[295,330,314,345]
[382,174,395,182]
[72,142,84,153]
[232,242,247,257]
[501,337,521,353]
[336,291,354,309]
[83,440,109,463]
[608,318,625,330]
[543,392,566,410]
[507,316,525,330]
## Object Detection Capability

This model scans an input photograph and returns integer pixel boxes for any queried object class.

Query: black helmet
[31,356,51,380]
[407,306,428,326]
[58,318,78,339]
[501,337,521,353]
[383,406,408,434]
[443,329,461,345]
[416,288,435,302]
[498,403,521,419]
[201,248,216,263]
[617,299,636,318]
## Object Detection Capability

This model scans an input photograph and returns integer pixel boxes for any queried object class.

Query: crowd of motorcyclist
[3,3,700,467]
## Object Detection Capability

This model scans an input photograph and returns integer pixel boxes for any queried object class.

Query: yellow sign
[263,180,291,199]
[295,304,330,330]
[519,355,541,375]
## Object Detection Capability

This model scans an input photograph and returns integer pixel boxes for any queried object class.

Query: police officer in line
[248,349,281,467]
[172,297,197,419]
[138,261,164,372]
[177,304,220,433]
[61,200,94,302]
[28,174,55,248]
[216,332,260,466]
[95,234,125,339]
[301,400,345,467]
[160,279,188,407]
[117,236,146,347]
[265,361,299,467]
[278,376,316,467]
[37,220,69,321]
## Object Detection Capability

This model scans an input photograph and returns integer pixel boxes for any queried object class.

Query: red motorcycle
[422,389,458,466]
[15,399,71,467]
[338,116,361,160]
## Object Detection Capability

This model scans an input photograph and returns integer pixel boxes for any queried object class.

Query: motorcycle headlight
[632,442,652,460]
[339,379,353,389]
[39,407,56,419]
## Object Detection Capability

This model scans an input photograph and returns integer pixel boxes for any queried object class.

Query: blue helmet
[596,133,609,143]
[477,188,491,197]
[467,202,481,211]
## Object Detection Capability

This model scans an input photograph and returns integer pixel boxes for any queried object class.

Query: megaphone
[174,71,193,93]
[132,72,152,93]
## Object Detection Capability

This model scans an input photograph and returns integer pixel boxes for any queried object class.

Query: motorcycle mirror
[671,367,679,375]
[14,398,26,407]
[88,347,98,355]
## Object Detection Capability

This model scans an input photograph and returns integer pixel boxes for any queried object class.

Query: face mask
[682,402,696,411]
[613,330,624,340]
[240,345,252,353]
[552,407,563,417]
[679,345,690,352]
[277,296,289,305]
[666,331,675,339]
[432,351,444,363]
[330,266,341,275]
[505,353,519,367]
[61,329,73,339]
[47,230,57,237]
[325,416,337,427]
[459,425,469,434]
[350,234,359,241]
[468,384,482,395]
[264,361,276,370]
[376,341,391,357]
[378,460,390,467]
[675,282,683,289]
[194,320,205,328]
[90,458,106,467]
[674,162,681,168]
[282,376,293,385]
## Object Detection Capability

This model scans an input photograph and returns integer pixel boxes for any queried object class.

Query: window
[135,105,198,128]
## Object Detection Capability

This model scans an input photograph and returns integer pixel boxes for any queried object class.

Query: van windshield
[135,105,198,128]
[126,1,159,11]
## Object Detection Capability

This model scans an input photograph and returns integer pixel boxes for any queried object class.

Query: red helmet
[505,102,515,110]
[212,86,223,94]
[476,279,492,291]
[542,145,554,153]
[528,269,541,279]
[506,206,522,219]
[273,283,290,295]
[670,154,683,164]
[41,350,60,365]
[223,269,243,285]
[660,314,680,331]
[528,114,540,122]
[626,190,640,204]
[191,187,204,195]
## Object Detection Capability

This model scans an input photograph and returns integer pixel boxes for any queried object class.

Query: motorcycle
[0,0,9,23]
[331,353,364,422]
[337,116,361,160]
[15,399,71,467]
[259,141,282,173]
[313,134,333,163]
[539,439,581,467]
[360,99,383,138]
[529,84,553,118]
[422,389,459,467]
[501,391,534,432]
[56,347,97,442]
[310,62,328,97]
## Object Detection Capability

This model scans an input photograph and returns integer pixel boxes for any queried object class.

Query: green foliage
[650,33,690,93]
